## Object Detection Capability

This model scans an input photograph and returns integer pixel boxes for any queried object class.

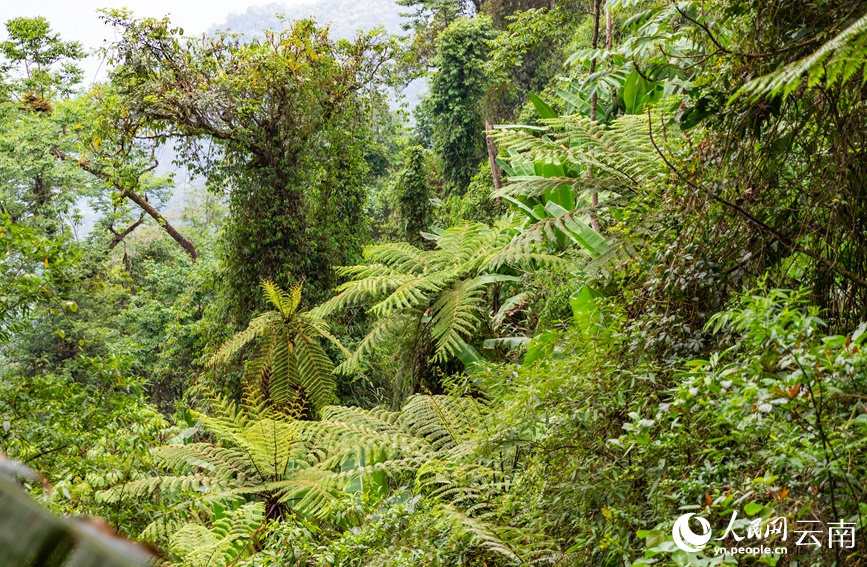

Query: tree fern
[209,280,345,415]
[101,395,318,526]
[105,392,550,565]
[299,393,554,564]
[310,395,553,564]
[315,224,556,384]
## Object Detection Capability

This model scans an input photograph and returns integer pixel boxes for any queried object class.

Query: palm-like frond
[294,336,336,412]
[399,395,485,449]
[155,443,253,482]
[438,504,524,563]
[431,223,495,266]
[496,115,658,187]
[734,12,867,101]
[100,474,230,502]
[334,313,411,375]
[367,274,443,319]
[323,223,541,376]
[269,331,293,405]
[170,502,263,567]
[105,392,549,565]
[103,396,304,503]
[274,470,344,519]
[109,393,484,531]
[493,174,628,200]
[261,279,302,320]
[209,280,341,415]
[430,278,488,362]
[494,112,665,269]
[363,242,429,273]
[207,312,280,367]
[312,268,414,318]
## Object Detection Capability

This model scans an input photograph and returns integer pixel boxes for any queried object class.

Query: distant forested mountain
[213,0,424,107]
[213,0,407,39]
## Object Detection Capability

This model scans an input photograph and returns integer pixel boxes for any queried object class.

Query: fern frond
[293,335,336,415]
[141,514,187,544]
[211,281,338,411]
[261,279,302,319]
[237,418,304,479]
[583,234,638,275]
[429,279,487,363]
[104,474,230,502]
[275,470,344,520]
[269,331,293,405]
[734,12,867,101]
[207,312,280,367]
[170,502,263,567]
[313,270,414,318]
[493,175,629,199]
[363,242,428,273]
[399,395,484,450]
[335,313,411,375]
[513,210,609,259]
[154,444,253,483]
[367,274,441,318]
[432,224,494,268]
[496,114,659,188]
[304,407,429,461]
[299,314,352,359]
[439,503,523,563]
[243,336,273,389]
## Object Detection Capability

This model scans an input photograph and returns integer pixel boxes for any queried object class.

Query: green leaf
[483,336,531,349]
[557,87,592,115]
[623,69,652,114]
[455,342,484,374]
[527,93,557,119]
[523,330,559,366]
[503,195,542,220]
[644,529,665,548]
[569,284,602,336]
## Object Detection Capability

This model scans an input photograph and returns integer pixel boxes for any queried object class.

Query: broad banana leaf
[569,284,604,336]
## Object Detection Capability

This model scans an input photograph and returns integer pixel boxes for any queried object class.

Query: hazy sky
[0,1,305,82]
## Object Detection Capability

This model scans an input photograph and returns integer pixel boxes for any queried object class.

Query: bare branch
[51,148,198,260]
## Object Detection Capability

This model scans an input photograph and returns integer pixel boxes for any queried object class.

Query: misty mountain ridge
[212,0,409,40]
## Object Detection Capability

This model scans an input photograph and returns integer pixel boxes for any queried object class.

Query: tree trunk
[588,0,603,231]
[485,120,502,191]
[606,6,614,102]
[109,215,145,249]
[123,190,199,260]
